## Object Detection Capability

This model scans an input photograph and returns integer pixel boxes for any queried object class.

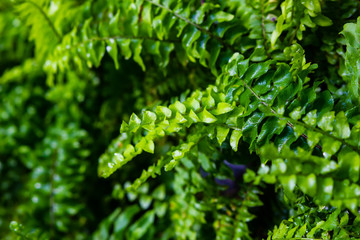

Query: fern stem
[61,35,179,65]
[90,35,180,43]
[24,0,62,41]
[145,0,236,52]
[285,116,360,155]
[242,80,360,155]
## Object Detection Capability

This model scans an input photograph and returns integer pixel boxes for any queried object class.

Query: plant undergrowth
[1,0,360,239]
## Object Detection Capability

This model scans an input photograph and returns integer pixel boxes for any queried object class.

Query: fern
[15,0,61,61]
[2,0,360,239]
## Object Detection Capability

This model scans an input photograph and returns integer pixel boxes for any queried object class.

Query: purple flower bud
[200,167,210,178]
[271,17,277,22]
[199,160,247,197]
[215,178,238,197]
[223,160,246,179]
[215,178,235,188]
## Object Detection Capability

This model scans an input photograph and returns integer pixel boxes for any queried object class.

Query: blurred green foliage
[1,0,360,239]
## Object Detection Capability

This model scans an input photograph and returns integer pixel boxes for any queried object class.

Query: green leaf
[289,106,302,120]
[317,111,334,132]
[216,126,230,146]
[253,72,272,95]
[286,225,298,238]
[129,113,142,132]
[131,40,146,71]
[141,2,153,37]
[114,205,140,234]
[172,150,184,160]
[174,111,187,124]
[203,92,216,109]
[209,41,221,75]
[314,177,333,204]
[193,3,213,24]
[257,117,287,144]
[117,39,132,59]
[90,40,106,67]
[199,109,217,123]
[306,131,320,149]
[226,52,243,76]
[113,153,124,166]
[272,222,288,239]
[212,102,234,115]
[306,221,324,238]
[172,101,187,114]
[124,144,135,159]
[338,151,360,182]
[244,169,256,183]
[275,126,297,150]
[120,121,129,133]
[155,106,172,118]
[142,111,157,130]
[188,98,201,111]
[152,185,166,200]
[182,25,201,62]
[109,9,121,35]
[344,199,358,214]
[230,129,242,151]
[334,111,350,139]
[199,152,215,172]
[138,182,149,194]
[271,15,284,47]
[270,158,286,175]
[211,11,234,23]
[142,111,157,125]
[322,209,340,230]
[183,25,201,48]
[315,91,334,116]
[139,195,152,210]
[301,0,321,13]
[189,109,201,122]
[164,159,177,171]
[303,110,317,126]
[313,15,333,27]
[244,61,272,84]
[295,223,307,238]
[136,138,155,154]
[297,174,317,197]
[272,64,292,89]
[106,39,119,69]
[321,137,341,159]
[242,112,265,144]
[301,15,316,28]
[342,20,360,47]
[279,175,296,192]
[154,202,167,218]
[237,59,250,78]
[276,82,301,114]
[127,210,155,240]
[340,212,349,226]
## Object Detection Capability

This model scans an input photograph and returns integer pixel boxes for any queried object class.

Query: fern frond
[268,207,360,239]
[15,0,61,61]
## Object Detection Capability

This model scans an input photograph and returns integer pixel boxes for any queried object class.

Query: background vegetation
[1,0,360,239]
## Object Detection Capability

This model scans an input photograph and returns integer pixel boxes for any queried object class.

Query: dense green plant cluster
[2,0,360,239]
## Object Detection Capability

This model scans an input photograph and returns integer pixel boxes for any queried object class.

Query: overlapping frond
[3,0,360,239]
